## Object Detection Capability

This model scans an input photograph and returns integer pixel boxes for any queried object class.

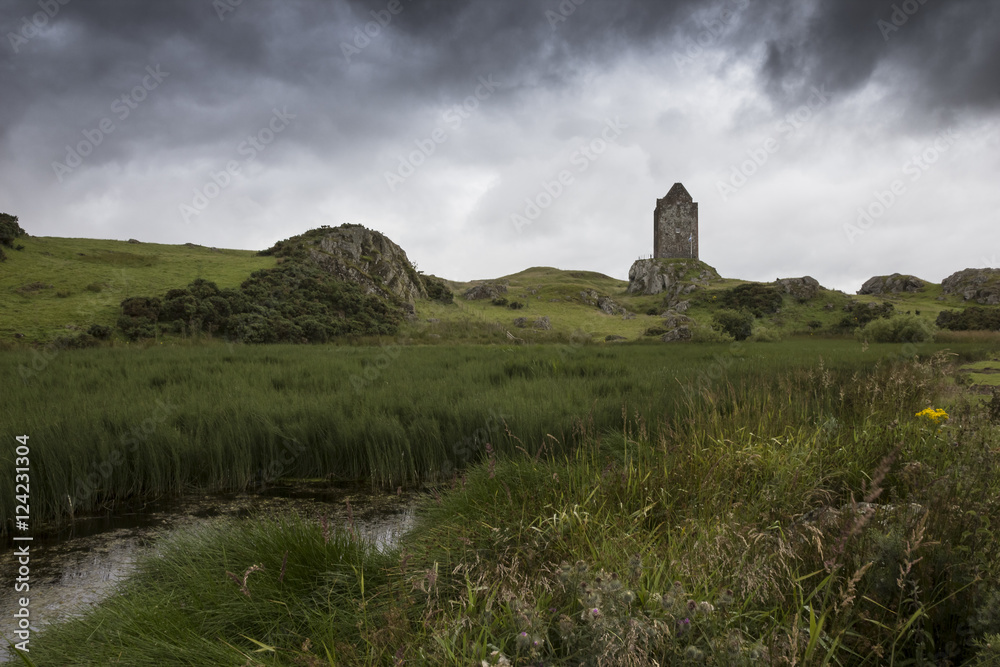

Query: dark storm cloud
[751,0,1000,115]
[1,0,996,290]
[4,0,997,161]
[338,0,1000,115]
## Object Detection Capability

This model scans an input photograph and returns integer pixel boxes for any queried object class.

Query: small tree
[0,213,26,249]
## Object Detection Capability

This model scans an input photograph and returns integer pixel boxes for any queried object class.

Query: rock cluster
[941,268,1000,305]
[464,283,508,301]
[776,276,821,301]
[513,316,551,330]
[858,273,926,295]
[304,226,427,305]
[626,259,719,298]
[661,326,692,342]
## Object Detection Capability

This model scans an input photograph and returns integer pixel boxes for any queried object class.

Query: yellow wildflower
[915,407,949,425]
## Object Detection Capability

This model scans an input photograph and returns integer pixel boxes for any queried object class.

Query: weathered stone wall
[654,183,698,260]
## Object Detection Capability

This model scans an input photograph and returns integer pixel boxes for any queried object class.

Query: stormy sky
[1,0,998,292]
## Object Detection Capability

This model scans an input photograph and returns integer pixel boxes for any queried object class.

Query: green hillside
[1,236,275,342]
[0,232,990,346]
[411,266,972,345]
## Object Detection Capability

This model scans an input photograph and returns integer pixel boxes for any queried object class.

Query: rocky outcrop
[263,224,427,305]
[597,296,622,316]
[858,273,926,296]
[464,283,508,301]
[662,311,693,331]
[776,276,821,301]
[513,316,551,330]
[580,290,633,318]
[661,326,692,342]
[627,259,720,297]
[941,268,1000,305]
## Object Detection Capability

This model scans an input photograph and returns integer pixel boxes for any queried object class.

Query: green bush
[855,314,936,343]
[690,324,735,343]
[749,324,782,342]
[712,309,754,341]
[492,297,509,307]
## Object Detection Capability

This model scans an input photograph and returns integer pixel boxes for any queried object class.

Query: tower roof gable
[663,182,692,204]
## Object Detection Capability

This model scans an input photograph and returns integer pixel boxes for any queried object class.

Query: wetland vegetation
[5,339,1000,665]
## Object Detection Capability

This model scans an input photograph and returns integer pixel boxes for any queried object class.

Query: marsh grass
[6,340,983,533]
[18,342,1000,665]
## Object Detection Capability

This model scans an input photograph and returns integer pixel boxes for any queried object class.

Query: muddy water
[0,483,418,658]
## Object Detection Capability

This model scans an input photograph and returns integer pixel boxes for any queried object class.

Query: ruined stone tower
[654,183,698,260]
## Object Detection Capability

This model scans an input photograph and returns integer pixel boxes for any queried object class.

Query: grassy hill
[0,233,984,345]
[411,266,973,345]
[0,236,274,343]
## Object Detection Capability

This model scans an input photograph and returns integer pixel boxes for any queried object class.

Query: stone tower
[654,183,698,260]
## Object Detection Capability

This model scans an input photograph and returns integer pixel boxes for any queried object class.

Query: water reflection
[0,482,417,659]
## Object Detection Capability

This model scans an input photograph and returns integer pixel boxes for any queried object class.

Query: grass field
[12,338,1000,665]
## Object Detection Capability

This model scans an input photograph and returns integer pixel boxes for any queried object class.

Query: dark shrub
[937,307,1000,331]
[117,263,404,343]
[188,278,220,300]
[198,296,232,330]
[835,301,894,331]
[295,316,330,343]
[712,309,754,341]
[492,297,509,307]
[117,315,157,341]
[161,294,197,322]
[86,324,112,340]
[229,313,275,344]
[0,213,26,248]
[423,274,454,304]
[120,296,162,320]
[719,283,783,317]
[508,301,525,310]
